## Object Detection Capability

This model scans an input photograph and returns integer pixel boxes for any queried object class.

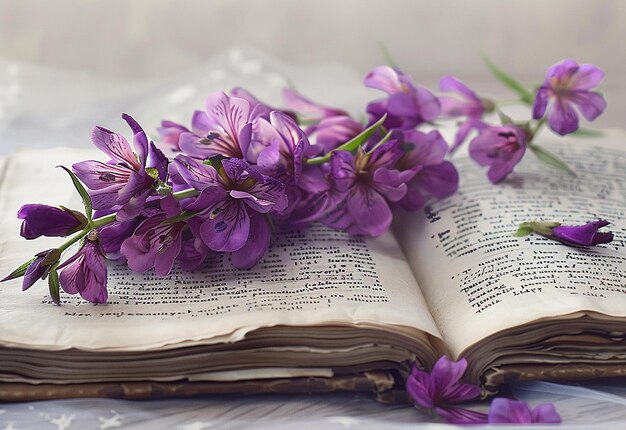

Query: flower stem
[172,188,200,200]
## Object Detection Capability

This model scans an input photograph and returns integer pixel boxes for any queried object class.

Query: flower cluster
[407,356,561,425]
[2,58,608,306]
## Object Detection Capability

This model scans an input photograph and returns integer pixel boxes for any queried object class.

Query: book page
[0,147,441,351]
[394,130,626,357]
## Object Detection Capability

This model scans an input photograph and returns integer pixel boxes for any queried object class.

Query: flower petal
[91,126,139,170]
[203,92,250,158]
[200,201,250,252]
[173,155,221,191]
[570,91,607,121]
[487,398,534,423]
[364,66,404,94]
[347,186,392,237]
[436,406,488,425]
[72,160,131,191]
[439,75,478,100]
[531,403,562,423]
[532,87,550,120]
[570,64,605,90]
[230,213,271,269]
[548,100,580,135]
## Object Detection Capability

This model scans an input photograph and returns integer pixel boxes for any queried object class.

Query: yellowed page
[395,130,626,358]
[0,147,441,351]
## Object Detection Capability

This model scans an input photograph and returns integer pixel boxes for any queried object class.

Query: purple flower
[488,398,561,424]
[439,76,492,151]
[406,357,486,424]
[394,130,459,211]
[552,219,614,246]
[178,92,263,160]
[518,219,614,246]
[282,88,363,154]
[18,204,87,240]
[364,66,440,130]
[469,125,527,184]
[176,156,287,268]
[18,249,61,291]
[321,140,412,236]
[532,59,606,135]
[73,114,168,220]
[120,196,188,276]
[247,111,310,185]
[58,231,108,303]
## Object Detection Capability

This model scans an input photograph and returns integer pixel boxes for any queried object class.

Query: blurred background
[0,0,625,151]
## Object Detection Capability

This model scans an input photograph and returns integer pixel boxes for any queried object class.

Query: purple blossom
[58,231,108,303]
[552,219,614,246]
[394,130,459,211]
[320,140,412,236]
[178,92,263,160]
[439,76,492,151]
[406,357,486,424]
[532,59,606,135]
[176,156,287,268]
[364,66,440,130]
[120,196,188,276]
[282,88,362,154]
[18,204,87,240]
[247,111,310,185]
[73,114,168,220]
[469,124,527,184]
[488,398,561,424]
[17,249,61,291]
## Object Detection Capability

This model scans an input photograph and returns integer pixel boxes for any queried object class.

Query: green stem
[172,188,200,200]
[57,230,88,253]
[532,117,546,138]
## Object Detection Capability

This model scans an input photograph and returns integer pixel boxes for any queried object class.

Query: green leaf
[306,114,387,165]
[58,165,93,221]
[48,268,61,305]
[1,257,36,282]
[482,54,534,105]
[514,225,533,237]
[528,144,575,175]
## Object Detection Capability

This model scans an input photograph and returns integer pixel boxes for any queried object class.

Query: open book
[1,131,625,402]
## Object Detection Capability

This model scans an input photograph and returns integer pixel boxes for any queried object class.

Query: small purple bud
[21,249,61,291]
[18,204,87,240]
[552,219,614,246]
[516,219,614,246]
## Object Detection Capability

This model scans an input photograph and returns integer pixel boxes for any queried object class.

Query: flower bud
[22,249,61,291]
[515,219,614,246]
[18,204,88,240]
